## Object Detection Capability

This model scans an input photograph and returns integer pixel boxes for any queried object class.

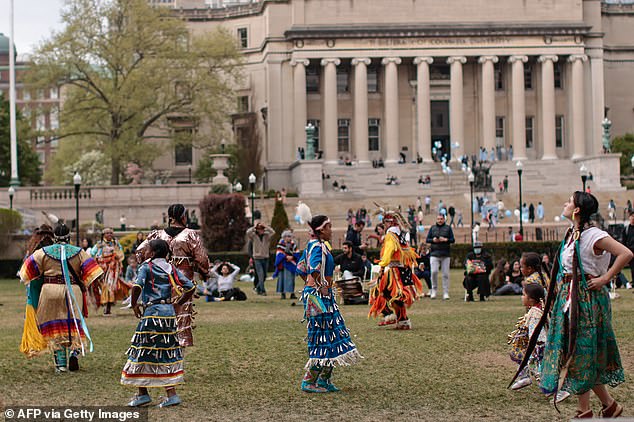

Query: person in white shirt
[208,262,246,301]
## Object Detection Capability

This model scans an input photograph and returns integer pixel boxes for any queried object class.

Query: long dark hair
[26,224,54,256]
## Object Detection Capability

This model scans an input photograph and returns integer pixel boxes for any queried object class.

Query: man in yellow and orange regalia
[369,211,423,330]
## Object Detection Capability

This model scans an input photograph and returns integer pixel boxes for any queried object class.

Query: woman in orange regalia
[369,211,423,330]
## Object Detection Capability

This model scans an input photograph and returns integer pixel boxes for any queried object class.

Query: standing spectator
[132,231,145,253]
[608,199,616,221]
[456,210,464,228]
[345,221,367,255]
[426,214,455,300]
[623,211,634,286]
[246,221,275,296]
[273,230,299,299]
[528,203,535,224]
[503,175,509,193]
[463,242,493,301]
[537,202,545,222]
[367,223,386,248]
[416,196,422,212]
[189,210,200,229]
[448,205,456,227]
[508,144,513,160]
[497,199,505,219]
[424,195,432,215]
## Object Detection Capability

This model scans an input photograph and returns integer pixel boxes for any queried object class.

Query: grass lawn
[2,271,634,421]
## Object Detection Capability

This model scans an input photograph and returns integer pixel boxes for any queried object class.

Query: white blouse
[560,226,610,276]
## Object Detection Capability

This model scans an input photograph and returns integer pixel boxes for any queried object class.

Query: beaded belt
[44,276,65,284]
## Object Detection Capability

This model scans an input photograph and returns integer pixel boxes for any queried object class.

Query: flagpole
[9,0,20,187]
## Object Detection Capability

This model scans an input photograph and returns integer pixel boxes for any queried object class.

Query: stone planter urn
[210,154,231,186]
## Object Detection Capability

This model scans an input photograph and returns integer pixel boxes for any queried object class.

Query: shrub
[118,233,138,255]
[269,198,290,248]
[200,194,250,252]
[0,208,23,252]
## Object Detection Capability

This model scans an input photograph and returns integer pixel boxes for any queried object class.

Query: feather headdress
[372,202,410,230]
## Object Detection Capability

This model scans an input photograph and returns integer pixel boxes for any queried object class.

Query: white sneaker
[429,289,437,299]
[627,282,632,289]
[443,293,450,300]
[510,377,532,391]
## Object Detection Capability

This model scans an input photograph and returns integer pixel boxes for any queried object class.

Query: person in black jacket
[425,214,455,299]
[345,221,367,255]
[334,241,366,279]
[463,242,493,302]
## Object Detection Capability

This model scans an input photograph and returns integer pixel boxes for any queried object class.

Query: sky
[1,0,65,55]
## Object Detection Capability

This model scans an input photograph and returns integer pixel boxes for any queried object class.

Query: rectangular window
[306,63,320,93]
[525,116,534,148]
[556,115,564,148]
[23,90,31,101]
[36,110,47,131]
[495,116,505,140]
[494,63,504,90]
[237,96,249,113]
[174,128,193,166]
[337,119,350,152]
[337,67,349,93]
[524,64,533,90]
[37,151,45,165]
[50,107,59,130]
[237,28,248,49]
[307,119,320,152]
[367,65,378,93]
[554,62,563,89]
[50,87,59,100]
[368,118,380,151]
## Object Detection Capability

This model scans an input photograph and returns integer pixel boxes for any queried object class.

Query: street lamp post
[73,172,82,246]
[580,164,589,192]
[248,173,256,225]
[516,161,523,237]
[8,186,15,210]
[468,171,475,245]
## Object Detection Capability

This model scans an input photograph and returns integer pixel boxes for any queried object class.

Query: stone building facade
[171,0,633,191]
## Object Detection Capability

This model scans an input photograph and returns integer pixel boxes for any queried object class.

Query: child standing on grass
[121,239,195,408]
[508,283,546,391]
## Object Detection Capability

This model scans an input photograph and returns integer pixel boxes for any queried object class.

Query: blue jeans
[254,258,268,293]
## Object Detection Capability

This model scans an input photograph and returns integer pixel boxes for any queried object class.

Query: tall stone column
[508,55,528,161]
[352,58,371,164]
[569,54,588,159]
[448,56,467,158]
[382,57,402,163]
[538,55,559,160]
[479,56,498,152]
[414,57,433,162]
[321,58,340,163]
[291,58,310,159]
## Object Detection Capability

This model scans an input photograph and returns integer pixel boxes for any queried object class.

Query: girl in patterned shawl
[511,192,632,418]
[509,283,546,391]
[296,215,362,393]
[121,239,195,408]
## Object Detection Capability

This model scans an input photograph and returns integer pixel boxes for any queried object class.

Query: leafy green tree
[0,93,41,186]
[27,0,242,185]
[612,133,634,177]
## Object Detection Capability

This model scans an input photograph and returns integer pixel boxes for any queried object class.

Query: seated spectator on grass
[493,259,523,295]
[335,241,366,280]
[207,261,246,301]
[489,259,509,294]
